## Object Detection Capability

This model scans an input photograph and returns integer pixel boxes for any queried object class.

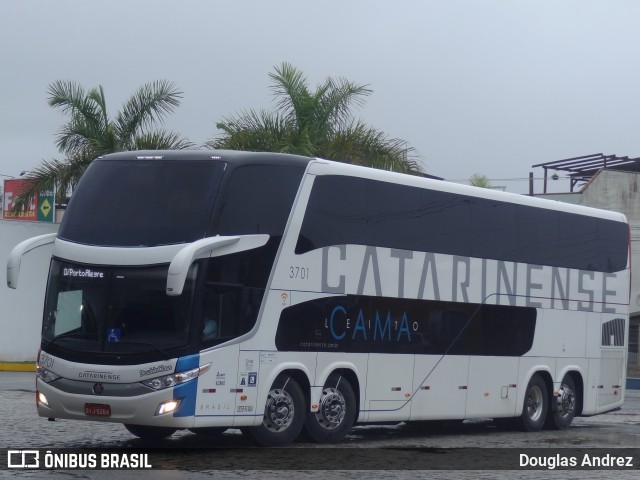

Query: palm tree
[469,173,492,189]
[208,62,422,174]
[13,80,193,211]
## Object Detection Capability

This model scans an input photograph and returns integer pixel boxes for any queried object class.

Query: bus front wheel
[546,375,577,430]
[247,374,305,446]
[304,374,356,443]
[520,374,548,432]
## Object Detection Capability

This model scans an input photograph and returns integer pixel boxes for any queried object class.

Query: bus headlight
[36,365,61,383]
[142,363,211,391]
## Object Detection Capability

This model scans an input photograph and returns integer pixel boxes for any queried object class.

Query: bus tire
[124,424,176,440]
[247,374,305,446]
[304,374,356,443]
[520,374,548,432]
[546,375,577,430]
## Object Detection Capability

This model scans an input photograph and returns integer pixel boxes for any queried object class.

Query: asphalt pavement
[1,371,638,479]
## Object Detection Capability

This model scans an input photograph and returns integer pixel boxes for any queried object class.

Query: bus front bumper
[36,377,195,428]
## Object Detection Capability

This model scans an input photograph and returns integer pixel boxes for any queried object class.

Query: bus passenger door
[365,353,414,422]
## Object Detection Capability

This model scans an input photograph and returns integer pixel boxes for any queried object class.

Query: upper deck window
[214,164,305,237]
[296,175,629,273]
[58,160,226,246]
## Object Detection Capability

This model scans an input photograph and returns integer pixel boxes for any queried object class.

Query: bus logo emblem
[92,383,104,395]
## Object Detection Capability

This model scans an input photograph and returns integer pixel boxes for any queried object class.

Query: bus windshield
[58,159,226,247]
[42,259,198,359]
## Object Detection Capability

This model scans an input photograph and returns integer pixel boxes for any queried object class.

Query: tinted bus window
[296,175,628,273]
[215,165,305,237]
[275,295,536,356]
[59,160,226,247]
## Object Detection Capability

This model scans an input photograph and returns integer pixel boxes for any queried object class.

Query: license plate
[84,403,111,417]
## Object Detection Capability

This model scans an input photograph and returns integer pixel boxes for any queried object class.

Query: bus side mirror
[6,233,57,289]
[166,234,269,296]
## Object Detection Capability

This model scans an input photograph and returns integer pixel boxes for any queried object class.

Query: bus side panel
[365,353,414,422]
[465,356,519,418]
[582,351,626,416]
[410,355,469,421]
[193,344,240,427]
[582,358,600,415]
[595,348,625,413]
[531,309,587,359]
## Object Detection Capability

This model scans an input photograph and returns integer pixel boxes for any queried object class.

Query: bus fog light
[156,399,180,415]
[37,391,49,407]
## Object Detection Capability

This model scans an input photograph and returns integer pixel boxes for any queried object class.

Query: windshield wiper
[43,330,91,349]
[44,333,171,360]
[105,340,171,360]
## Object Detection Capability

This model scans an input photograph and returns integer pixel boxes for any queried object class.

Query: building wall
[0,220,58,362]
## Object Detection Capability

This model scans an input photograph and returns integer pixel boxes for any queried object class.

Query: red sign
[3,179,37,221]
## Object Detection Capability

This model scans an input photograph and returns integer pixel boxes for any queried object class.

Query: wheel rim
[557,383,576,418]
[314,387,346,430]
[526,385,544,422]
[263,388,295,432]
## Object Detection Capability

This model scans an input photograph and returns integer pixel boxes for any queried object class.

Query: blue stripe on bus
[173,354,200,417]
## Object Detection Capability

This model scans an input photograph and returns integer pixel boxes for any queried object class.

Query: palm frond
[115,80,182,142]
[211,63,423,173]
[48,80,107,157]
[47,80,89,115]
[269,62,310,118]
[133,131,196,150]
[324,121,422,174]
[211,109,290,152]
[315,76,372,131]
[21,79,189,206]
[10,154,93,212]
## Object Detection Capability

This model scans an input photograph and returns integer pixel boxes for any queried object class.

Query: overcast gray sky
[2,0,639,194]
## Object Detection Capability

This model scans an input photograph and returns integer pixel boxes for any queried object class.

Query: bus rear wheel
[247,374,305,446]
[546,375,577,430]
[124,424,177,440]
[304,374,356,443]
[520,374,548,432]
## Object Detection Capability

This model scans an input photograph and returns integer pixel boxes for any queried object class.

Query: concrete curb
[0,362,36,372]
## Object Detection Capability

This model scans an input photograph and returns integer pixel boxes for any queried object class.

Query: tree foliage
[13,80,192,211]
[208,62,422,174]
[469,173,492,188]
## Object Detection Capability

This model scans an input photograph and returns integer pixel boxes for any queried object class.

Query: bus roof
[96,149,313,168]
[309,158,629,224]
[95,150,626,224]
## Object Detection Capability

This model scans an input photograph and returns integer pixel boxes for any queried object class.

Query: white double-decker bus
[8,150,630,445]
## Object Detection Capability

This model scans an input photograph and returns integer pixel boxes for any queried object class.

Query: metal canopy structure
[532,153,640,193]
